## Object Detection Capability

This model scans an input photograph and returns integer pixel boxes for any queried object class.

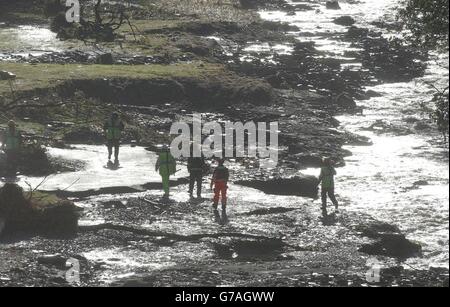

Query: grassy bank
[0,61,226,95]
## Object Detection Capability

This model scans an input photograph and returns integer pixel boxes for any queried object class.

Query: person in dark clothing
[188,155,206,198]
[317,157,339,216]
[103,112,125,166]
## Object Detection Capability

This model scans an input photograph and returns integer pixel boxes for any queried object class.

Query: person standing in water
[317,157,339,216]
[1,120,22,177]
[211,158,229,222]
[155,145,177,198]
[103,112,125,166]
[188,144,207,199]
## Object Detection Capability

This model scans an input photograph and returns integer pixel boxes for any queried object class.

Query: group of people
[104,112,339,218]
[1,112,339,218]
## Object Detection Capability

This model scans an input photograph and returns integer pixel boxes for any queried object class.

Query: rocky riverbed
[0,0,448,287]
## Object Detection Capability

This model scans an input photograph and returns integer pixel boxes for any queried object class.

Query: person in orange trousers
[210,158,229,221]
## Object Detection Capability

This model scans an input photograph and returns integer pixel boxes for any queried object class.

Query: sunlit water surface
[260,0,449,269]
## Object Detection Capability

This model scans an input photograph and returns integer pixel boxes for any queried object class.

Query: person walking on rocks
[317,157,339,216]
[211,158,229,222]
[103,112,125,166]
[155,145,177,198]
[1,120,22,177]
[188,146,207,199]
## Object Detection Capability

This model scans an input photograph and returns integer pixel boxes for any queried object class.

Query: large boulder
[355,221,422,259]
[333,16,356,26]
[359,233,422,259]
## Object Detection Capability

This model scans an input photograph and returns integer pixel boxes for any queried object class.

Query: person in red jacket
[210,158,229,220]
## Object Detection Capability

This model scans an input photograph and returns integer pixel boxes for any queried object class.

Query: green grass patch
[0,61,226,95]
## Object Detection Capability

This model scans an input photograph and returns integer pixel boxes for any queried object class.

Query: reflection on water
[336,54,449,269]
[261,0,449,268]
[15,145,188,192]
[0,25,67,59]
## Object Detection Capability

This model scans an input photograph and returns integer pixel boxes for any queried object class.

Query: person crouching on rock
[155,145,177,199]
[1,120,22,177]
[103,112,125,166]
[317,157,339,216]
[211,158,229,219]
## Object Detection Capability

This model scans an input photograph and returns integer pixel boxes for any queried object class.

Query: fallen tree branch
[79,223,280,242]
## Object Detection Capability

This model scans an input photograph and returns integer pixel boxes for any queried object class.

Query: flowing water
[258,0,449,269]
[0,24,67,60]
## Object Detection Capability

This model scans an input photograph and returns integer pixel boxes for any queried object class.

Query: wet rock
[235,175,319,198]
[356,221,401,237]
[175,37,222,57]
[37,254,67,268]
[365,90,382,98]
[334,92,357,109]
[354,221,422,259]
[214,238,285,261]
[333,16,356,26]
[346,26,369,39]
[344,132,372,146]
[413,180,429,186]
[344,28,427,82]
[96,53,114,65]
[359,233,422,259]
[362,120,412,135]
[326,1,341,10]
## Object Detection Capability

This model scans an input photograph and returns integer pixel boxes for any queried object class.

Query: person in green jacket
[103,112,125,166]
[155,145,177,198]
[317,157,339,216]
[1,120,22,176]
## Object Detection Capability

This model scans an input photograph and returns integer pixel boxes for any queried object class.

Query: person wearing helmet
[103,112,125,166]
[210,158,229,221]
[317,157,339,216]
[1,120,22,176]
[155,145,177,198]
